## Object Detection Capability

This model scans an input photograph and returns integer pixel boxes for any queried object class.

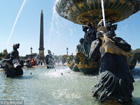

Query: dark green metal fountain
[55,0,140,74]
[56,0,140,27]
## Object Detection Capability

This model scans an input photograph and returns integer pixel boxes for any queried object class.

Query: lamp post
[66,47,68,55]
[31,47,32,59]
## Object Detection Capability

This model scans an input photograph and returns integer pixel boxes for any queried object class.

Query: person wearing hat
[89,19,134,103]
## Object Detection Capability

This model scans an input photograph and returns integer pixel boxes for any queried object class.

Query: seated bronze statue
[2,43,24,77]
[89,20,134,103]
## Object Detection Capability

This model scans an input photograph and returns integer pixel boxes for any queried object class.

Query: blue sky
[0,0,140,56]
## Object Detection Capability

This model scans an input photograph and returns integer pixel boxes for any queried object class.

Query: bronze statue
[45,50,55,68]
[89,20,134,103]
[69,21,136,75]
[2,43,24,77]
[77,24,97,57]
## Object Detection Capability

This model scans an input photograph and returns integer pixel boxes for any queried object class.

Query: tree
[133,49,140,63]
[0,52,3,60]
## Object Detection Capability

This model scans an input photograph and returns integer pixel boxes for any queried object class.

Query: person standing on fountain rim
[89,19,135,103]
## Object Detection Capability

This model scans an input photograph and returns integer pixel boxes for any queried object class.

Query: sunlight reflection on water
[0,66,139,105]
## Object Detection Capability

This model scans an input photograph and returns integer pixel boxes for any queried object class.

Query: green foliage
[0,53,3,57]
[20,56,26,60]
[133,48,140,63]
[61,56,67,64]
[0,52,3,60]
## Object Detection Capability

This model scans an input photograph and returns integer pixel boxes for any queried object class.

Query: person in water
[89,19,134,103]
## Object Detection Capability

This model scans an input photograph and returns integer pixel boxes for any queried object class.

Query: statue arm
[113,37,131,52]
[89,40,101,61]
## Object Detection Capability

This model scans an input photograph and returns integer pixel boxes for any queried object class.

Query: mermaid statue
[2,43,24,77]
[89,20,134,103]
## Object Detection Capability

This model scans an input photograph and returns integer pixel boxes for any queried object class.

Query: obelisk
[39,10,45,60]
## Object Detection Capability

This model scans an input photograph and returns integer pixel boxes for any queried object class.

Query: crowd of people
[24,59,44,68]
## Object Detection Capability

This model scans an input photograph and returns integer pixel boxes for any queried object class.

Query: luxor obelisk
[39,10,45,60]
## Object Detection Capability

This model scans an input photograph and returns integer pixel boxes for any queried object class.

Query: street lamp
[66,47,68,55]
[31,47,32,59]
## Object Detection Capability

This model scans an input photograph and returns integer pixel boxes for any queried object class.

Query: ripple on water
[0,66,140,105]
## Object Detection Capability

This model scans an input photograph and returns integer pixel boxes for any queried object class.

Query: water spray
[47,0,63,50]
[47,6,55,49]
[101,0,106,27]
[6,0,26,48]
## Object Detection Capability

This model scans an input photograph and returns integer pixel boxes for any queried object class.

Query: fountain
[55,0,140,26]
[2,43,24,77]
[55,0,140,103]
[67,54,80,71]
[45,50,55,68]
[55,0,140,74]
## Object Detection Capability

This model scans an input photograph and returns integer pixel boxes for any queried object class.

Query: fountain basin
[0,66,140,104]
[56,0,140,26]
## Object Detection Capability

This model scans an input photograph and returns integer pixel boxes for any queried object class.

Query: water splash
[101,0,106,27]
[47,2,57,49]
[47,0,75,50]
[6,0,27,48]
[46,0,80,56]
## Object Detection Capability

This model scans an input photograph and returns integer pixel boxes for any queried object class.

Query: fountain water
[46,0,81,55]
[0,66,140,105]
[47,1,57,50]
[6,0,27,48]
[101,0,106,27]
